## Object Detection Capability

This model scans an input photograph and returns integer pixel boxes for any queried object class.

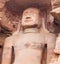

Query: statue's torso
[12,28,56,64]
[13,32,45,64]
[14,32,45,49]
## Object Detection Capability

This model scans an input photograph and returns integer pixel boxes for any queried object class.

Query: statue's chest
[14,33,44,50]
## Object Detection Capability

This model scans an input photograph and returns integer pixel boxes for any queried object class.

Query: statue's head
[22,8,42,28]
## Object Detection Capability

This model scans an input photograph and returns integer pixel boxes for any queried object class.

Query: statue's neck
[23,20,49,33]
[24,28,40,33]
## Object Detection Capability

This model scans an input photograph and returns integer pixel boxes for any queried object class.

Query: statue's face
[22,8,41,27]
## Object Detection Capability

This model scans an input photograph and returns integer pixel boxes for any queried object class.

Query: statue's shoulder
[4,36,14,47]
[46,32,56,38]
[4,31,23,47]
[5,36,14,42]
[45,33,56,43]
[12,31,24,42]
[56,33,60,40]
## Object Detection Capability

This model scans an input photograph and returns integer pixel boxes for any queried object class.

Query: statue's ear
[12,20,21,35]
[17,20,21,32]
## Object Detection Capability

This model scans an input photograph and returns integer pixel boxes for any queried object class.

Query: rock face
[51,0,60,24]
[51,0,60,9]
[0,0,20,33]
[51,7,60,22]
[0,9,19,32]
[1,0,60,64]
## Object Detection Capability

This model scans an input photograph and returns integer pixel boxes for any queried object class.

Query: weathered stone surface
[0,9,19,32]
[51,7,60,22]
[50,0,60,24]
[0,0,20,33]
[46,13,55,33]
[51,0,60,9]
[9,0,51,10]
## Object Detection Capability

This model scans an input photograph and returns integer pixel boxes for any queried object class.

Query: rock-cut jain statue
[1,7,56,64]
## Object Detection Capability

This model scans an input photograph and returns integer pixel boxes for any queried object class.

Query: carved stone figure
[1,7,56,64]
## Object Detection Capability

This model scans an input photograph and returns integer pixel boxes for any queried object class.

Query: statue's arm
[47,34,56,50]
[47,34,56,63]
[1,37,13,64]
[54,34,60,54]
